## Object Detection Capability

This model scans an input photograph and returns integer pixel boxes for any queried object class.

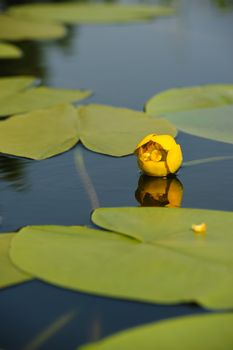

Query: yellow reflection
[135,175,183,207]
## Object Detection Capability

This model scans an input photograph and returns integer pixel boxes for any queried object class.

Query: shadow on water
[0,26,78,82]
[0,156,28,191]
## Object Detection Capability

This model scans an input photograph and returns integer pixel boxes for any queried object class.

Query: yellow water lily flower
[135,134,182,177]
[135,175,183,207]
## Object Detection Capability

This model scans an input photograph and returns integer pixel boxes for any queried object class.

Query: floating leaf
[0,14,66,41]
[0,76,36,99]
[0,87,92,117]
[0,41,22,59]
[77,104,177,156]
[10,207,233,309]
[163,105,233,144]
[0,104,79,160]
[9,4,174,24]
[0,233,31,289]
[145,84,233,116]
[0,100,175,159]
[79,313,233,350]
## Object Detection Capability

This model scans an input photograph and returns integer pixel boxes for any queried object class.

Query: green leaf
[0,14,66,41]
[0,41,22,59]
[145,84,233,116]
[0,76,36,99]
[163,105,233,144]
[79,313,233,350]
[9,4,174,24]
[0,104,80,160]
[0,87,92,117]
[77,104,177,156]
[10,207,233,309]
[0,233,31,289]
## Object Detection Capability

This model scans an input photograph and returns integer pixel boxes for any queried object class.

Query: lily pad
[0,233,31,289]
[0,14,66,41]
[0,104,80,160]
[79,313,233,350]
[77,104,177,156]
[145,84,233,116]
[9,4,174,24]
[0,87,92,117]
[0,76,36,99]
[163,105,233,144]
[0,101,175,159]
[10,207,233,309]
[0,42,22,59]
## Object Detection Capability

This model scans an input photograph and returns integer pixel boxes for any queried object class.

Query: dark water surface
[0,0,233,349]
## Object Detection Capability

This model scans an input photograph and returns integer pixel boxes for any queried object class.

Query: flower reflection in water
[135,175,183,208]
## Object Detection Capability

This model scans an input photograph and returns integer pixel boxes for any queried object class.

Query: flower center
[140,141,165,162]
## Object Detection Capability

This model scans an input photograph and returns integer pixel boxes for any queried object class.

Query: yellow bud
[135,134,182,177]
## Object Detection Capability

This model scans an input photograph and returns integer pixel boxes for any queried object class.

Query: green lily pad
[145,84,233,116]
[9,4,174,24]
[0,76,36,99]
[0,87,92,117]
[79,313,233,350]
[0,100,175,159]
[10,207,233,309]
[77,104,177,156]
[0,104,79,160]
[163,105,233,144]
[0,233,31,289]
[0,14,66,41]
[0,42,22,59]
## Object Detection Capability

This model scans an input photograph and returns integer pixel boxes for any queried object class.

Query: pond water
[0,0,233,349]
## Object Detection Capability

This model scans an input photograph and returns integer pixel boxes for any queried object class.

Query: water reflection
[135,175,183,207]
[0,1,78,80]
[213,0,233,9]
[0,156,28,191]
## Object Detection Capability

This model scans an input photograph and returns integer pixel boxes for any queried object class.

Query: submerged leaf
[163,105,233,144]
[145,84,233,116]
[77,104,176,156]
[0,41,22,59]
[0,104,80,160]
[9,4,174,24]
[10,207,233,309]
[183,155,233,167]
[79,313,233,350]
[24,310,77,350]
[0,87,92,117]
[0,76,36,99]
[0,14,66,41]
[0,233,31,289]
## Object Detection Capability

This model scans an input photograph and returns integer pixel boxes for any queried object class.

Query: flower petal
[166,144,183,173]
[138,159,168,177]
[153,135,177,151]
[135,133,157,151]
